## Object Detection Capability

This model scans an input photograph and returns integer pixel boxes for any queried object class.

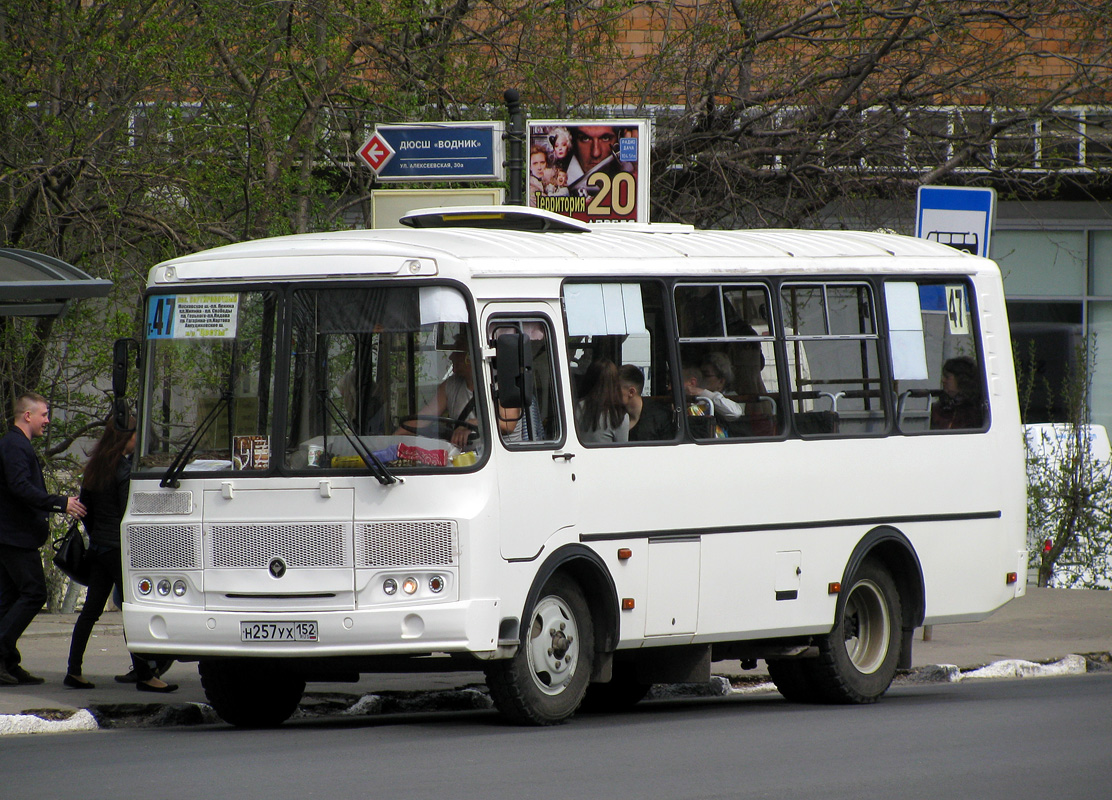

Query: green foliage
[1019,338,1112,589]
[0,0,1109,482]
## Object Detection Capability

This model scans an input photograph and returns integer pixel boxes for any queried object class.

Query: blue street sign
[359,123,505,182]
[915,186,996,258]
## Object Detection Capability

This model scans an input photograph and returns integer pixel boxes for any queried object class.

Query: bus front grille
[130,491,193,515]
[127,523,202,570]
[207,523,350,569]
[355,520,457,568]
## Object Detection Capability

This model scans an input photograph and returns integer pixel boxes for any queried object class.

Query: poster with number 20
[526,119,650,223]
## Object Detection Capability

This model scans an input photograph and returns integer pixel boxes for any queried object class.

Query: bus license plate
[240,621,318,642]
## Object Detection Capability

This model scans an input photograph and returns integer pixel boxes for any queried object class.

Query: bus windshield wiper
[318,391,398,486]
[160,391,232,488]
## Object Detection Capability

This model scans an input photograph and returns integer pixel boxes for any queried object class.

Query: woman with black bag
[63,416,177,693]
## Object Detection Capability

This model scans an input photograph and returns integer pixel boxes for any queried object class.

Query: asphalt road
[5,672,1110,800]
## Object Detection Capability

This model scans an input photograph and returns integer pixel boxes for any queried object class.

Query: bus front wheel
[810,559,902,704]
[199,659,305,728]
[485,575,594,725]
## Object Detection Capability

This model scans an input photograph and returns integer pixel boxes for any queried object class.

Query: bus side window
[886,280,986,433]
[781,283,887,437]
[489,318,561,446]
[676,283,782,440]
[564,281,677,445]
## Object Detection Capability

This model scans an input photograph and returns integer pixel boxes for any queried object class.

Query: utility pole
[504,89,525,205]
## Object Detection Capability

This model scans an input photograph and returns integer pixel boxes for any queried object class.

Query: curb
[2,653,1109,735]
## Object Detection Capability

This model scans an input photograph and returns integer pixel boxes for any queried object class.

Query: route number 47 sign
[147,294,240,340]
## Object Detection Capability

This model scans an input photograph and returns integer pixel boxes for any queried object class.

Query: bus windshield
[136,284,482,476]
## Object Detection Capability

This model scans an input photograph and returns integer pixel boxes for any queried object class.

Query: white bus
[114,206,1027,727]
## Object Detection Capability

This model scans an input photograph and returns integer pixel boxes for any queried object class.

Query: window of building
[994,225,1112,429]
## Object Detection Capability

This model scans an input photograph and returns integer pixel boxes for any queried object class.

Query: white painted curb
[0,708,98,736]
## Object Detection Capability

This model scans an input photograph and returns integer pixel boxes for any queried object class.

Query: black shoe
[117,660,172,683]
[64,674,95,689]
[8,665,45,685]
[137,680,178,694]
[0,666,17,686]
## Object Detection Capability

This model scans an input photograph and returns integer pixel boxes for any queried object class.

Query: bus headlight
[402,577,419,595]
[429,575,445,593]
[137,578,153,596]
[382,578,398,596]
[156,579,172,596]
[173,580,188,597]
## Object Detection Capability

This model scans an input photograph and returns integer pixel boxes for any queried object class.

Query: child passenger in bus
[683,366,728,439]
[692,355,745,422]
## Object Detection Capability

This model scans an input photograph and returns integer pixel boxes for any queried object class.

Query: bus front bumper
[121,598,503,659]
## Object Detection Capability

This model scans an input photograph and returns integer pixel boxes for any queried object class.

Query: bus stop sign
[915,186,996,258]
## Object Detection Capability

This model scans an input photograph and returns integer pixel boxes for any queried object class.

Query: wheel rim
[842,578,891,674]
[525,594,580,696]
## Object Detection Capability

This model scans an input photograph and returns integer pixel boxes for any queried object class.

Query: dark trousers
[0,543,48,669]
[67,545,154,680]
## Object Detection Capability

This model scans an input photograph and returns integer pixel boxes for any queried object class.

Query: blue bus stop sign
[915,186,996,258]
[358,123,505,182]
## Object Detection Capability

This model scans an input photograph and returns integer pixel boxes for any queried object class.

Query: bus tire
[485,575,594,725]
[199,659,305,728]
[766,658,820,703]
[810,559,902,704]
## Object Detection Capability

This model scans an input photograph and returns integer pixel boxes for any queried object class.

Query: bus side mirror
[495,333,533,409]
[112,338,139,431]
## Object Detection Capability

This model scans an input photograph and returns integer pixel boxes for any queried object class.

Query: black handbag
[52,520,91,585]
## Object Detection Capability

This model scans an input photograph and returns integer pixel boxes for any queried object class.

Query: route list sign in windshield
[146,294,240,339]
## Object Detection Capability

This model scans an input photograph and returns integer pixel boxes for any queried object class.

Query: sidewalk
[2,586,1111,732]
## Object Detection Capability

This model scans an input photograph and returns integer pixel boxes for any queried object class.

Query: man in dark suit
[0,393,85,685]
[565,125,626,197]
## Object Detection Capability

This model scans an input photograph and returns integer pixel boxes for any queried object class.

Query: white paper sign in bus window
[564,283,646,336]
[147,294,240,339]
[885,282,929,381]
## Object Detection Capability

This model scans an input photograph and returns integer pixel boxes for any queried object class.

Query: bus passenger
[683,366,728,439]
[931,356,984,430]
[618,364,673,442]
[575,358,629,443]
[696,353,745,421]
[729,341,777,437]
[500,399,544,443]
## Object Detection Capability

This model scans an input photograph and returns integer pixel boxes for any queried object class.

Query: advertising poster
[527,119,650,223]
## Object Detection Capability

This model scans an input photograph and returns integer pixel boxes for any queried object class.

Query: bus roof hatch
[399,205,592,233]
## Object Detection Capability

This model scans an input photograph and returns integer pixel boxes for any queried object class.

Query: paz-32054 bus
[113,207,1026,727]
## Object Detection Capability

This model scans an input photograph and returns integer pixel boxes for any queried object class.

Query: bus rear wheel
[766,658,820,703]
[485,575,594,725]
[199,659,305,728]
[809,559,902,704]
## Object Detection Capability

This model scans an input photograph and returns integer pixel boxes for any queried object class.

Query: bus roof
[150,207,988,285]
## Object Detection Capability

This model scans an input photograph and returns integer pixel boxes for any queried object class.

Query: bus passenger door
[484,309,577,560]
